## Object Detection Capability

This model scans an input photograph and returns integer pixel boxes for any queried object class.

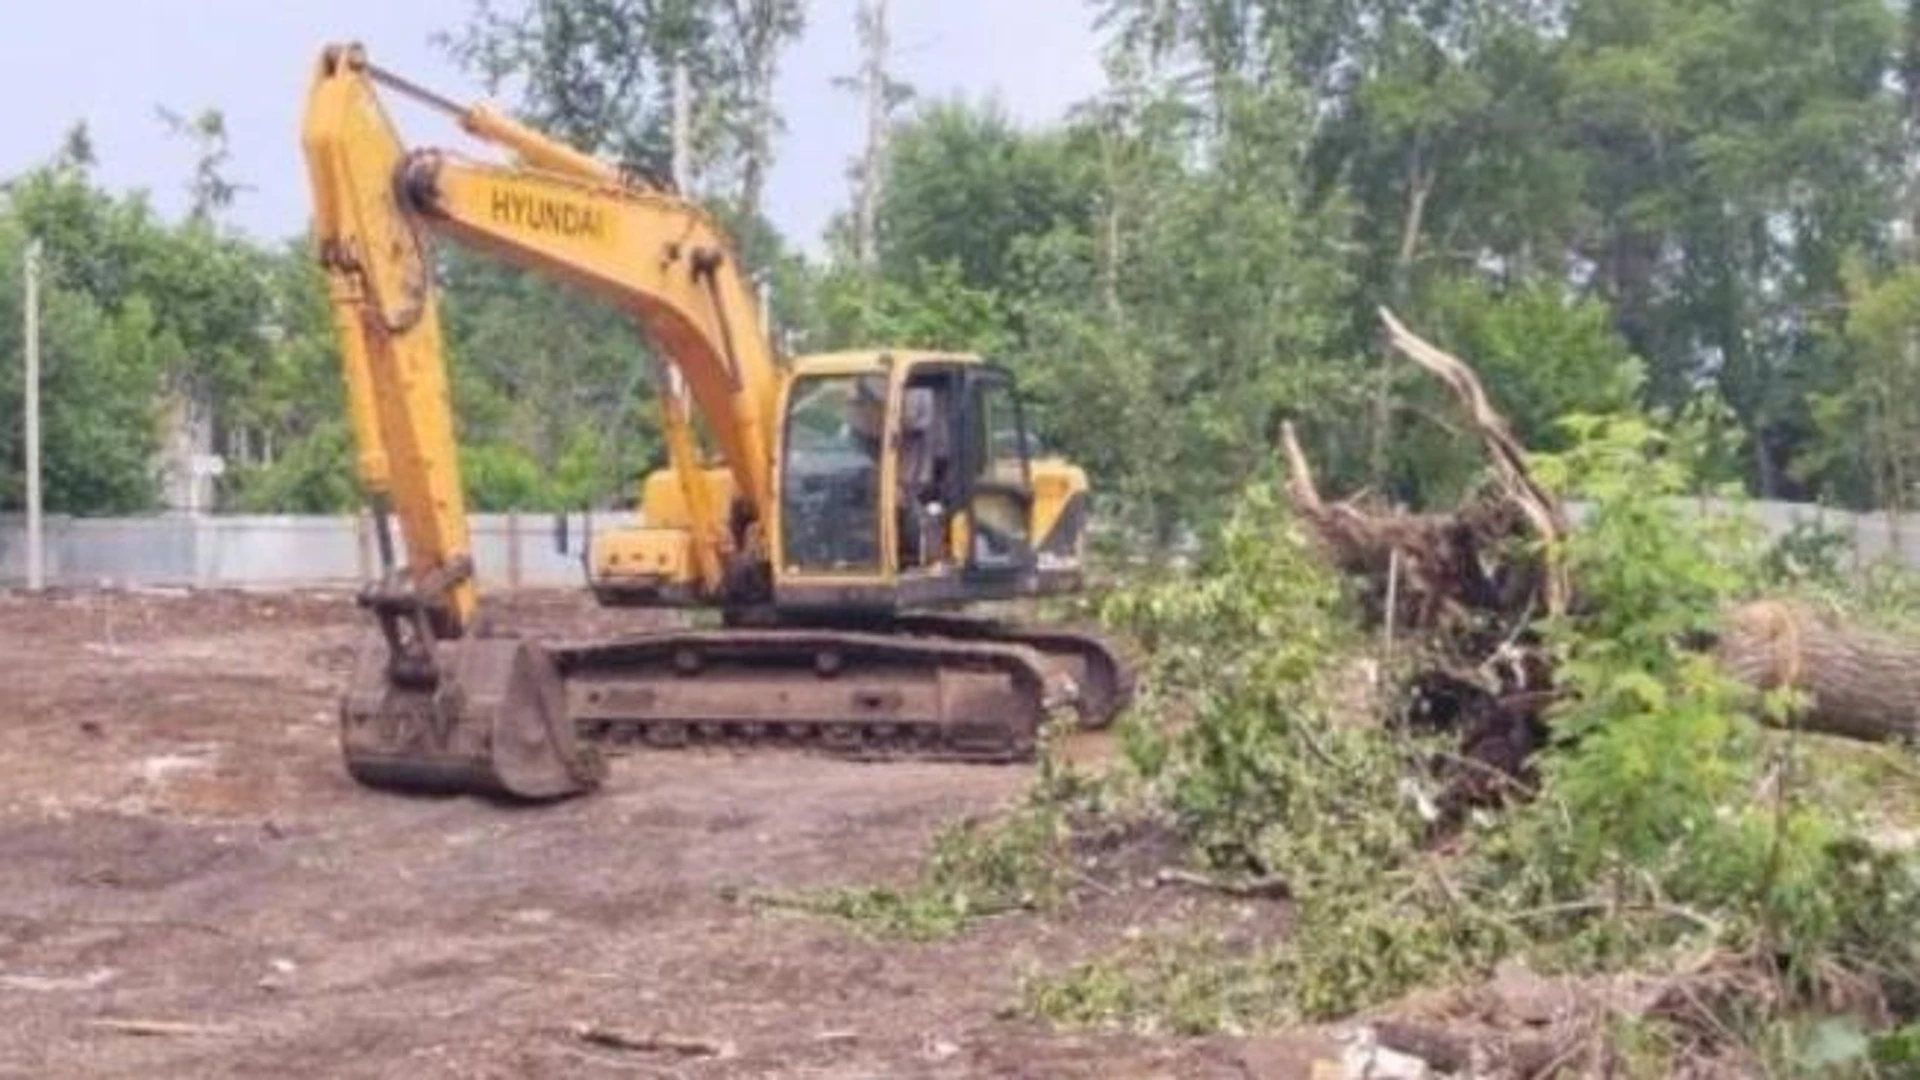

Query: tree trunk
[852,0,890,269]
[1717,601,1920,743]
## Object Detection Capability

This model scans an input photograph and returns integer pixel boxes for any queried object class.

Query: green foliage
[1553,0,1898,498]
[227,421,356,514]
[1524,417,1762,888]
[1871,1022,1920,1071]
[873,101,1094,297]
[1762,520,1855,588]
[1101,486,1410,880]
[1540,413,1758,660]
[156,106,244,222]
[757,804,1069,941]
[1088,0,1906,506]
[1488,415,1920,1004]
[1097,486,1505,1019]
[801,259,1011,356]
[1020,933,1287,1036]
[0,220,162,514]
[441,251,661,511]
[1008,76,1358,538]
[1374,281,1643,503]
[1404,278,1644,499]
[1033,410,1920,1036]
[0,147,328,516]
[1801,259,1920,510]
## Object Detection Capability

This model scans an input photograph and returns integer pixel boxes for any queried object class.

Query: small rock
[508,908,556,926]
[923,1037,959,1061]
[815,1030,859,1045]
[137,753,209,785]
[1341,1027,1430,1080]
[257,957,299,992]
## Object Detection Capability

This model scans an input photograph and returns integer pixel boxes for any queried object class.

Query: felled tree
[1284,309,1920,820]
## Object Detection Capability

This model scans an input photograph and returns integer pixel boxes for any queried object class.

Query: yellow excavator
[300,43,1129,800]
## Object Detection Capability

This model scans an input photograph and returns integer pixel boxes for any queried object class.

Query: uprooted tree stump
[1284,309,1920,819]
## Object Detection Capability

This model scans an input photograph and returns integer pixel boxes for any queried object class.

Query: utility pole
[854,0,890,269]
[23,238,43,591]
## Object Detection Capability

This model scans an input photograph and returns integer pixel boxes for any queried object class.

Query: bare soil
[0,589,1304,1079]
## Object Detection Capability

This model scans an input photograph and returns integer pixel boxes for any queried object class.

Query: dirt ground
[0,589,1316,1079]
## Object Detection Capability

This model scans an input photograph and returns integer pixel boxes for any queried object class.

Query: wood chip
[90,1018,238,1038]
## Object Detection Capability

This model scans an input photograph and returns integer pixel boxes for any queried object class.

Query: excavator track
[883,615,1134,731]
[557,627,1076,762]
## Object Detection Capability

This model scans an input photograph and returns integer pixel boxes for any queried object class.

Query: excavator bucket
[339,634,606,800]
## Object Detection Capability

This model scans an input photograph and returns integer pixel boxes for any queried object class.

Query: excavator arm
[302,46,476,639]
[301,43,780,631]
[300,42,792,799]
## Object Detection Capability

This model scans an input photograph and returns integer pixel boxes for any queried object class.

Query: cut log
[1717,601,1920,744]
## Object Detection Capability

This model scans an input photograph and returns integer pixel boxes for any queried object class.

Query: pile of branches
[1283,309,1920,822]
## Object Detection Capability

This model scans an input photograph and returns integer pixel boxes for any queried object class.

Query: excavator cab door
[955,365,1036,578]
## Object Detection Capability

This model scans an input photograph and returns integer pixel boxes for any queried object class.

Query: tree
[54,123,95,173]
[802,259,1011,357]
[0,151,280,515]
[712,0,806,222]
[837,0,912,267]
[156,107,247,223]
[0,220,162,514]
[1799,260,1920,511]
[441,0,803,220]
[1011,75,1357,539]
[439,250,661,510]
[1559,0,1900,497]
[222,242,355,512]
[1096,0,1906,505]
[873,101,1095,298]
[431,1,804,513]
[1394,276,1645,502]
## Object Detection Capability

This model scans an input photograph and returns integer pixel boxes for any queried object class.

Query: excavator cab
[771,354,1066,612]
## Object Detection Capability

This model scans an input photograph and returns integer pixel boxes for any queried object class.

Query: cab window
[780,374,884,571]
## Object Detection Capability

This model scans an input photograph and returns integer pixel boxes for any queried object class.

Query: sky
[0,1,1107,256]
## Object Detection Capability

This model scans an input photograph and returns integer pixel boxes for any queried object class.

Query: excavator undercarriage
[340,616,1130,798]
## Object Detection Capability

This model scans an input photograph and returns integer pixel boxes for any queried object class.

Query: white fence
[0,499,1916,591]
[0,511,616,590]
[1571,498,1920,570]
